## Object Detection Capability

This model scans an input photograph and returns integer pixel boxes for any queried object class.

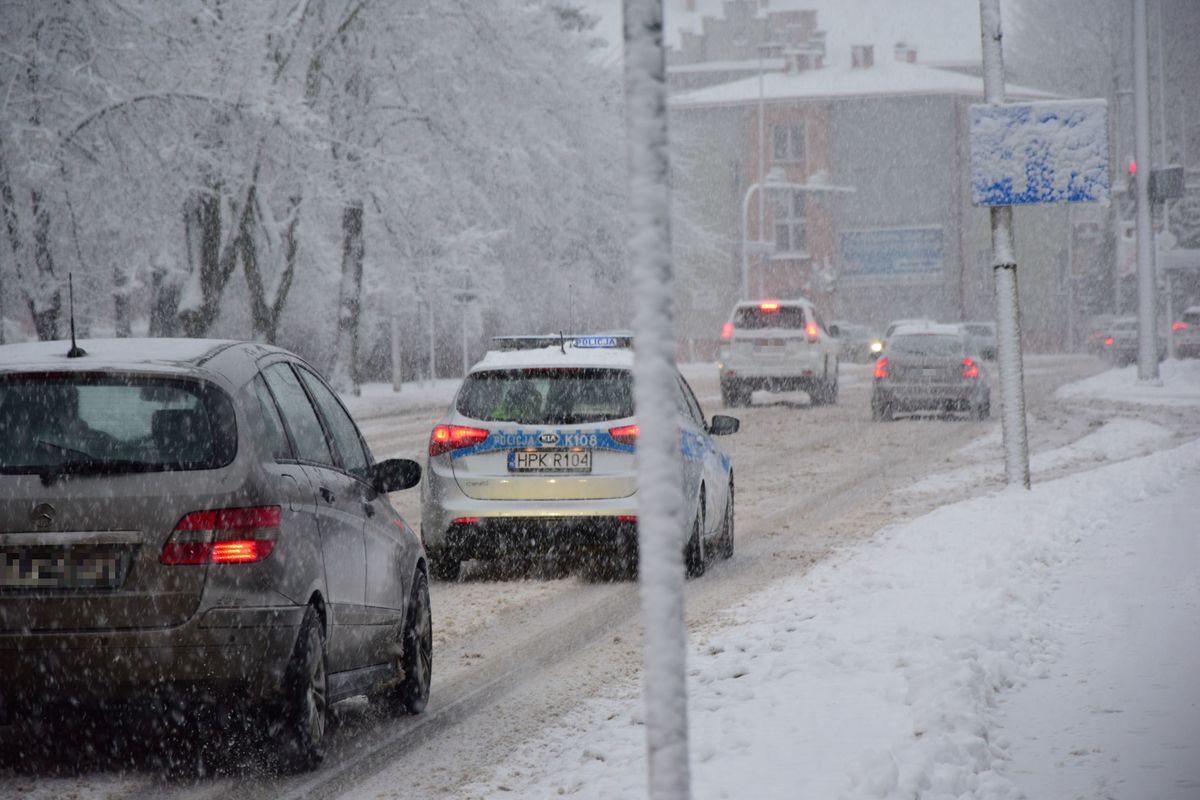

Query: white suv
[717,299,840,407]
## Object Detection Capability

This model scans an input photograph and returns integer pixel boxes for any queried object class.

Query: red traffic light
[1128,160,1137,175]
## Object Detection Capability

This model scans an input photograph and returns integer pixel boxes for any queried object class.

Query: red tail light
[452,517,480,525]
[962,357,979,378]
[805,321,819,340]
[429,424,490,456]
[617,515,638,522]
[1104,337,1114,346]
[1173,322,1189,331]
[161,505,280,565]
[721,322,734,339]
[874,358,889,379]
[609,424,639,446]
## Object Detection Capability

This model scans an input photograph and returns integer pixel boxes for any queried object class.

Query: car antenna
[66,272,86,358]
[558,330,566,354]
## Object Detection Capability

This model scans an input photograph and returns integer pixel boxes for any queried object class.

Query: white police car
[421,335,739,580]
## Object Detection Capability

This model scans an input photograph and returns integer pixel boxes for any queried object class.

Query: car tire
[722,380,749,408]
[871,398,894,422]
[427,547,461,582]
[718,482,734,560]
[398,572,433,713]
[277,606,328,772]
[974,395,991,421]
[685,508,706,578]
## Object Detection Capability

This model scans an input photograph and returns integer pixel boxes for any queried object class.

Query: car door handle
[362,503,376,518]
[319,487,336,504]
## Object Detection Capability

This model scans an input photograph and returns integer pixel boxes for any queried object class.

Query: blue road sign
[970,100,1110,206]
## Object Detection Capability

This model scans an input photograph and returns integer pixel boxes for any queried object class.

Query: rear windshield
[1182,312,1200,325]
[733,306,805,330]
[456,368,633,425]
[888,334,966,357]
[0,373,237,476]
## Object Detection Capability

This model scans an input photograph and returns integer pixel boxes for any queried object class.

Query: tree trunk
[28,188,60,341]
[242,192,300,344]
[330,200,364,393]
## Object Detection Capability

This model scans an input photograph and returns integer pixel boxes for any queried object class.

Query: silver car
[0,338,429,770]
[421,335,739,580]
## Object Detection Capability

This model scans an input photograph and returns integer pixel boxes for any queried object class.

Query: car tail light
[759,301,779,311]
[452,517,480,525]
[721,322,734,339]
[617,515,638,523]
[1104,337,1114,346]
[962,357,979,378]
[161,506,280,565]
[805,321,819,340]
[609,424,639,446]
[1173,322,1189,331]
[429,424,490,456]
[874,358,889,379]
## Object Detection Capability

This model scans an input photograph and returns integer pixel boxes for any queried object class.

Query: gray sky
[577,0,986,66]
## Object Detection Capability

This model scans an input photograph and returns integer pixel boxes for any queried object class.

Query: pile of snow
[1054,358,1200,407]
[444,362,1200,799]
[339,379,461,421]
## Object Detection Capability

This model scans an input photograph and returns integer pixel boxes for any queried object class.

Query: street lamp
[740,166,854,300]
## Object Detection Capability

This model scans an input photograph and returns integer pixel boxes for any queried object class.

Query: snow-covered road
[3,355,1197,800]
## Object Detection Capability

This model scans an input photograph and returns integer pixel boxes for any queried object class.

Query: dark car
[1100,316,1166,366]
[0,338,429,769]
[871,324,990,421]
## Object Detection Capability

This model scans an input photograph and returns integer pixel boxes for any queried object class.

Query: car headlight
[869,340,883,354]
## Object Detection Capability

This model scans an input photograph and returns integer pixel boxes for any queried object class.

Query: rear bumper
[432,516,639,561]
[873,382,986,411]
[0,604,304,712]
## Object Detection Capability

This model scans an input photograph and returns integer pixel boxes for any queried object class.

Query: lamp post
[741,167,854,300]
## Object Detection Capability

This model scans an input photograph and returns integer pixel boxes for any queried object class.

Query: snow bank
[1054,358,1200,407]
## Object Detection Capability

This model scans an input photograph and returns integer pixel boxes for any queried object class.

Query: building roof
[670,58,1056,109]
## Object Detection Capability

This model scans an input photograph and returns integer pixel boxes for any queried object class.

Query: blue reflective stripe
[449,429,636,459]
[680,429,706,462]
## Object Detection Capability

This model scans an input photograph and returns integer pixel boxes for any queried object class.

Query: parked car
[0,338,429,769]
[422,334,738,581]
[718,299,840,407]
[1100,316,1167,366]
[831,321,882,363]
[1171,305,1200,358]
[871,324,991,421]
[959,321,998,360]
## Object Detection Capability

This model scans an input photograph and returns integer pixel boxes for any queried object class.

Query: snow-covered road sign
[970,100,1110,206]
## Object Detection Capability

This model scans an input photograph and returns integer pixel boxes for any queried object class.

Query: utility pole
[1133,0,1159,380]
[623,1,690,799]
[978,0,1031,489]
[390,313,403,392]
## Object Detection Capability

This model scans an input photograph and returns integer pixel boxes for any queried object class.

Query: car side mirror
[372,458,421,493]
[708,415,740,436]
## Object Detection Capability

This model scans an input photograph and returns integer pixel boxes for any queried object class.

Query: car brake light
[721,322,734,339]
[617,515,638,522]
[760,302,779,311]
[874,358,889,379]
[962,357,979,378]
[429,424,490,456]
[805,321,818,340]
[452,517,480,525]
[161,505,280,565]
[609,424,639,446]
[1104,337,1114,346]
[1173,322,1189,331]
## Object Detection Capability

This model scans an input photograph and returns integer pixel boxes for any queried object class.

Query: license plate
[508,449,592,473]
[0,546,126,590]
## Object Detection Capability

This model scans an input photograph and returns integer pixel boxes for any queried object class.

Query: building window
[772,190,806,253]
[772,124,806,163]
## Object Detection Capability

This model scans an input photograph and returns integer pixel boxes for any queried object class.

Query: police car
[421,335,739,580]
